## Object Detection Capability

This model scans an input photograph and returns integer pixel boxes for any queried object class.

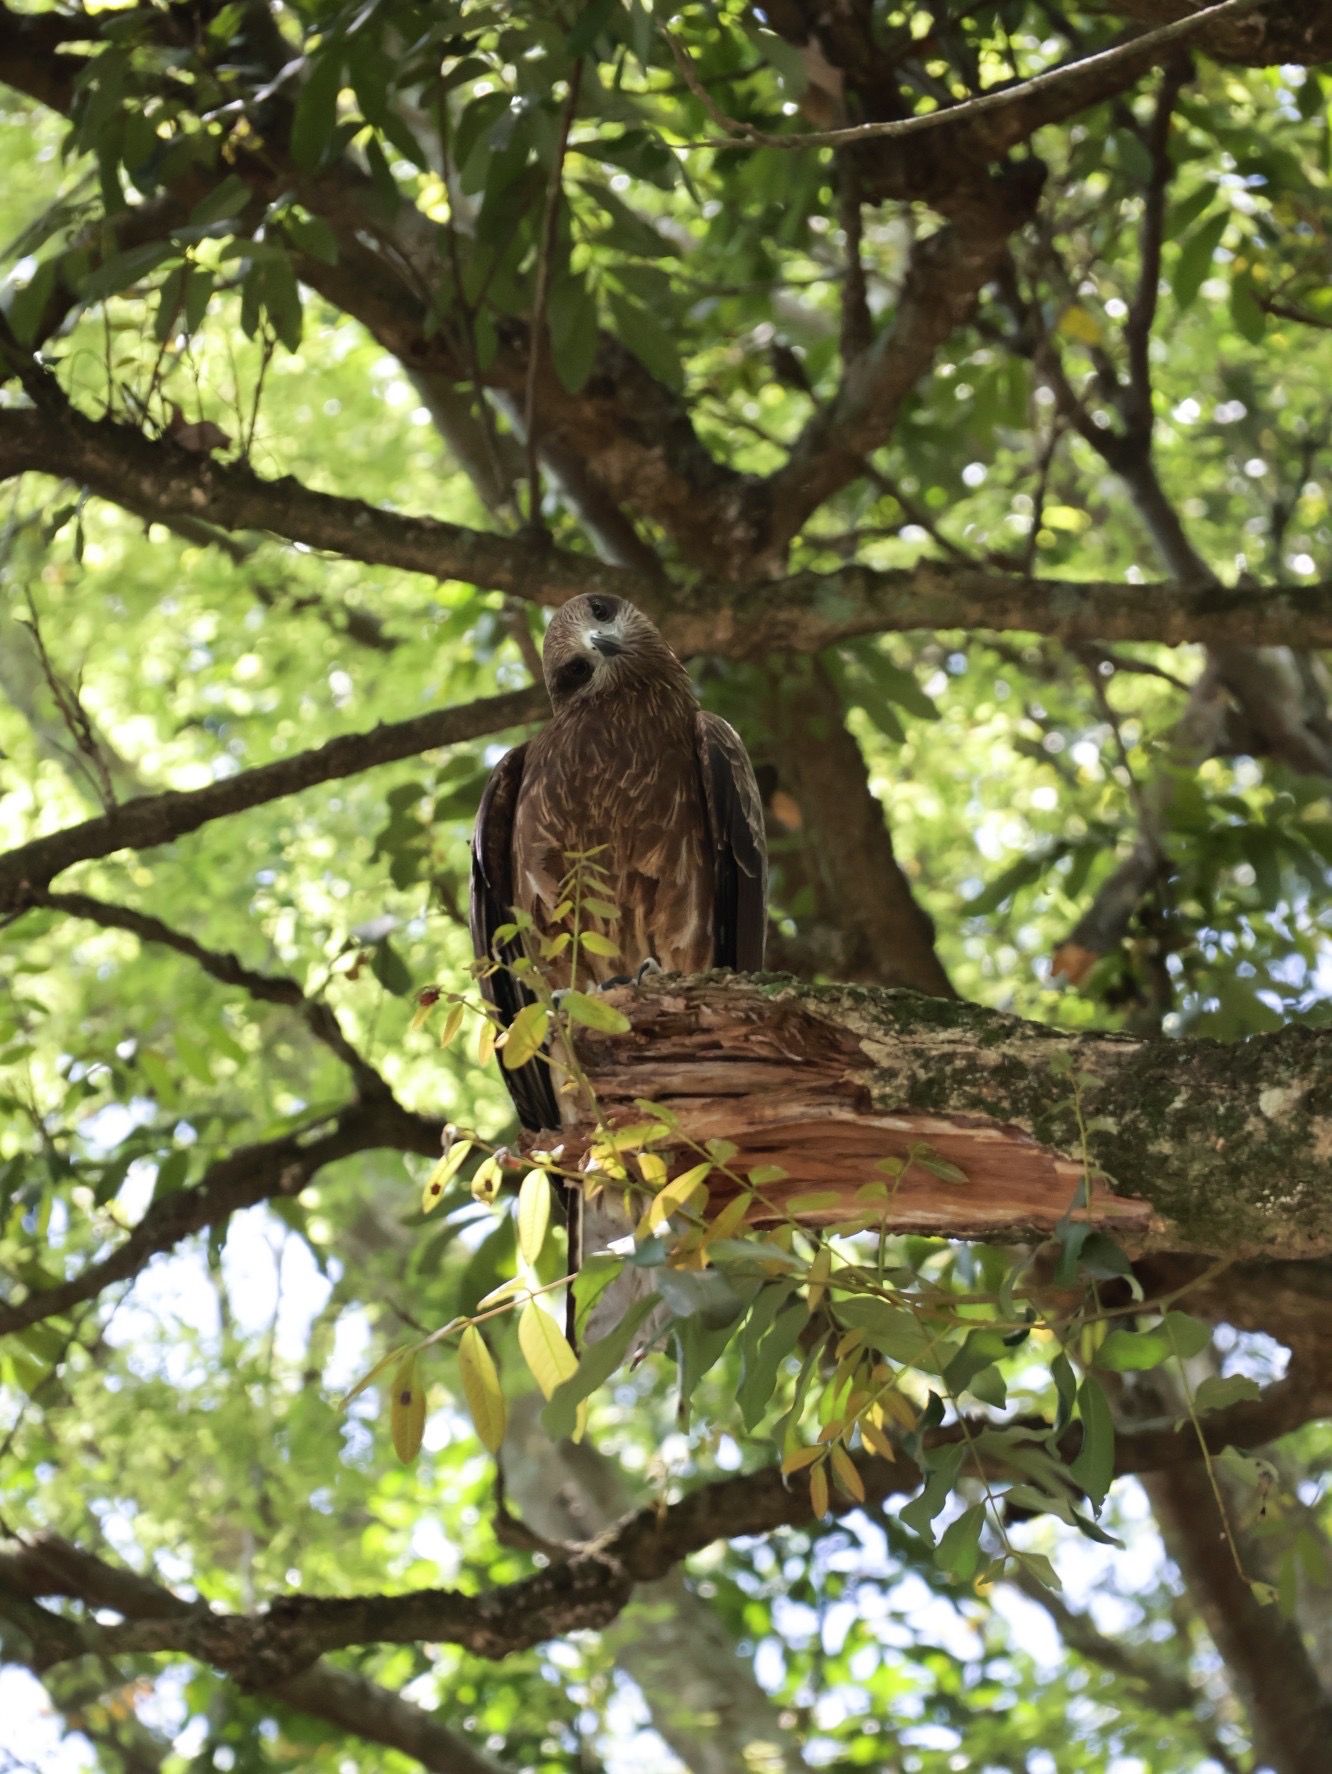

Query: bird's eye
[588,597,615,623]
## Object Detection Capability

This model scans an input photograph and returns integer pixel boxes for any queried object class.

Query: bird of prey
[469,593,767,1343]
[470,592,767,1132]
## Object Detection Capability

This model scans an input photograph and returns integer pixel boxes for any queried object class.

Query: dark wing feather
[696,711,767,971]
[470,743,560,1131]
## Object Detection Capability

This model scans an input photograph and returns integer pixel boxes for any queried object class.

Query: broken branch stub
[530,974,1332,1262]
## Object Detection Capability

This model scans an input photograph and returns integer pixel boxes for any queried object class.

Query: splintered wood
[530,978,1153,1243]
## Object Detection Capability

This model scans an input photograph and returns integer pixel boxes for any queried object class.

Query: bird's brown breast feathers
[511,687,713,987]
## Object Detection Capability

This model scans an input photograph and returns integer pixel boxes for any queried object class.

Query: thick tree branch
[0,1535,511,1774]
[1133,1369,1332,1774]
[2,1358,1317,1684]
[0,684,546,913]
[8,402,1332,661]
[765,180,1041,542]
[0,403,638,608]
[556,974,1332,1262]
[0,1095,442,1337]
[765,658,955,994]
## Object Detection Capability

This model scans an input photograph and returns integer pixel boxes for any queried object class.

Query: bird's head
[542,594,689,709]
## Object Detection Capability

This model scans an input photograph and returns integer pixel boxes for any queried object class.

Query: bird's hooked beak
[589,630,624,658]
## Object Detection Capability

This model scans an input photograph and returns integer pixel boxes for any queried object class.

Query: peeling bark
[545,974,1332,1261]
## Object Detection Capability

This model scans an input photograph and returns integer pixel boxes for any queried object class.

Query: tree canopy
[2,2,1332,1771]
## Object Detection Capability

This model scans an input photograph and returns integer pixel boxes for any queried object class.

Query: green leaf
[262,252,304,352]
[936,1503,985,1580]
[78,241,180,303]
[738,1296,807,1430]
[542,1294,659,1439]
[1095,1325,1171,1372]
[1192,1374,1261,1416]
[964,848,1054,916]
[1171,207,1229,310]
[291,49,345,171]
[1162,1311,1213,1359]
[559,989,630,1033]
[1069,1375,1115,1510]
[901,1443,967,1541]
[1229,273,1266,344]
[833,1297,942,1369]
[546,271,600,393]
[189,174,251,227]
[370,938,413,996]
[607,291,683,389]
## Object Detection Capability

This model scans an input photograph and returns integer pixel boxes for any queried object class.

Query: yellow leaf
[635,1161,713,1237]
[861,1419,896,1462]
[701,1193,751,1247]
[830,1443,866,1502]
[502,1002,549,1070]
[458,1325,506,1453]
[809,1462,830,1519]
[477,1018,497,1065]
[438,1002,465,1048]
[390,1353,427,1464]
[1057,303,1100,343]
[517,1169,551,1265]
[878,1388,917,1430]
[518,1301,578,1400]
[599,1121,670,1152]
[338,1341,412,1410]
[559,989,631,1034]
[781,1444,823,1474]
[421,1140,474,1214]
[638,1151,667,1188]
[471,1155,503,1204]
[806,1246,831,1313]
[473,1276,525,1311]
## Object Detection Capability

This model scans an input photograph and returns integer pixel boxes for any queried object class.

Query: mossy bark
[545,973,1332,1261]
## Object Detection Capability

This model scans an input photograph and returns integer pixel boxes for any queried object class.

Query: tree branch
[19,888,388,1097]
[555,973,1332,1263]
[0,1535,512,1774]
[0,683,546,913]
[0,1094,442,1337]
[2,1358,1318,1684]
[10,400,1332,661]
[665,1,1269,152]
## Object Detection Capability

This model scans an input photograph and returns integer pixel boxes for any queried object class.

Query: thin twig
[838,162,871,364]
[1123,59,1189,437]
[661,0,1266,154]
[524,62,584,528]
[19,589,116,810]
